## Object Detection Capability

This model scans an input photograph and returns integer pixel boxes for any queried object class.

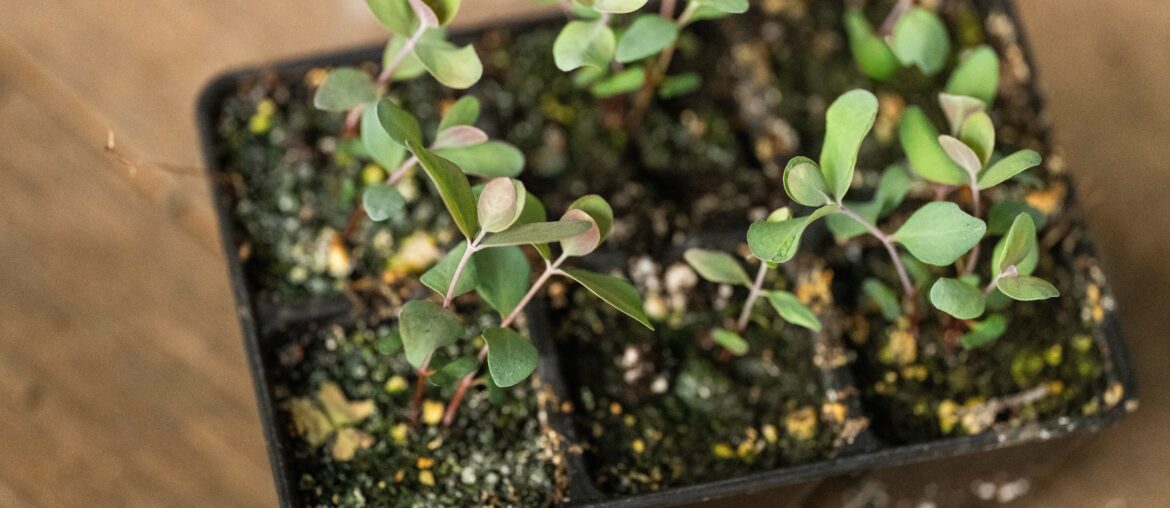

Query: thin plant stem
[879,0,914,36]
[962,179,983,275]
[377,24,428,86]
[736,262,769,332]
[443,230,488,308]
[983,266,1017,294]
[836,204,917,298]
[628,1,699,128]
[442,254,569,427]
[659,0,677,17]
[407,351,434,425]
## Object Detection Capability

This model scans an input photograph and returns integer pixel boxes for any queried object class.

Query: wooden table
[0,1,1165,505]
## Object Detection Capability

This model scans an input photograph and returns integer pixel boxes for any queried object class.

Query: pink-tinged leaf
[432,125,489,149]
[408,0,439,28]
[938,135,982,179]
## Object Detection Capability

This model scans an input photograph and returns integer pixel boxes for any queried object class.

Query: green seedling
[844,1,951,80]
[683,208,822,356]
[548,0,748,122]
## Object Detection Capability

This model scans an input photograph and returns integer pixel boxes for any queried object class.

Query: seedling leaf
[890,7,950,76]
[314,68,376,112]
[383,35,426,81]
[434,141,525,178]
[997,276,1060,301]
[558,209,601,256]
[945,45,1000,105]
[591,67,646,98]
[820,89,878,201]
[892,202,986,266]
[987,200,1046,235]
[939,134,982,178]
[783,156,831,206]
[843,8,900,81]
[766,291,822,331]
[480,220,592,248]
[583,0,650,13]
[929,277,986,319]
[959,111,995,166]
[362,185,406,222]
[658,73,702,99]
[437,96,481,131]
[693,0,749,14]
[747,206,835,263]
[938,93,987,135]
[414,38,483,89]
[616,15,679,63]
[399,300,463,367]
[900,106,967,185]
[367,0,416,35]
[864,278,902,321]
[712,328,748,356]
[561,268,654,330]
[977,149,1042,189]
[961,314,1008,349]
[473,246,530,316]
[683,249,752,286]
[993,213,1037,276]
[568,194,614,241]
[553,20,616,72]
[432,125,488,149]
[408,141,479,239]
[483,327,538,387]
[477,178,526,233]
[429,356,479,387]
[376,99,424,147]
[360,101,408,170]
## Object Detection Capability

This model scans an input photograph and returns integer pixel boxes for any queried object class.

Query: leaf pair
[843,7,950,80]
[783,90,879,205]
[683,249,821,331]
[901,104,1041,189]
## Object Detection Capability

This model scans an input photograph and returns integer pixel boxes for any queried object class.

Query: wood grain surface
[0,1,1165,506]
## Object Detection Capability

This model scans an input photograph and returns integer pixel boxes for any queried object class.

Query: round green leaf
[362,185,406,222]
[473,246,530,316]
[313,68,376,112]
[929,277,986,320]
[434,141,525,178]
[945,45,1000,105]
[477,178,526,233]
[959,111,996,166]
[553,20,616,72]
[414,38,483,89]
[437,96,481,132]
[712,328,748,356]
[376,99,423,147]
[616,15,679,63]
[591,67,646,98]
[483,327,538,387]
[977,149,1042,189]
[997,276,1060,301]
[561,268,654,330]
[900,106,967,185]
[399,300,463,367]
[420,240,479,299]
[683,249,751,286]
[890,7,950,76]
[366,0,416,35]
[783,156,831,206]
[408,141,479,239]
[820,90,878,201]
[766,291,822,332]
[891,202,987,266]
[843,8,900,81]
[360,100,407,170]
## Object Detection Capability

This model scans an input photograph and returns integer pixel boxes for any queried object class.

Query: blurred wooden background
[0,1,1166,506]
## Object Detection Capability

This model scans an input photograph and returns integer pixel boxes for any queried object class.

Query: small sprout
[820,89,880,202]
[562,268,655,330]
[483,327,539,387]
[712,328,749,356]
[938,93,988,136]
[363,185,407,222]
[960,314,1009,349]
[399,300,463,367]
[888,8,951,76]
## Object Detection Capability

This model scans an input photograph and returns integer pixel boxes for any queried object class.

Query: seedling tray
[196,1,1137,505]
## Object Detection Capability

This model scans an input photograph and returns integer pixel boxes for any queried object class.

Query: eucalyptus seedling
[844,1,951,80]
[548,0,748,123]
[395,142,653,425]
[683,210,823,356]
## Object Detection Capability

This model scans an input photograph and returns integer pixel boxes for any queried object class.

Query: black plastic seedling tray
[196,1,1137,506]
